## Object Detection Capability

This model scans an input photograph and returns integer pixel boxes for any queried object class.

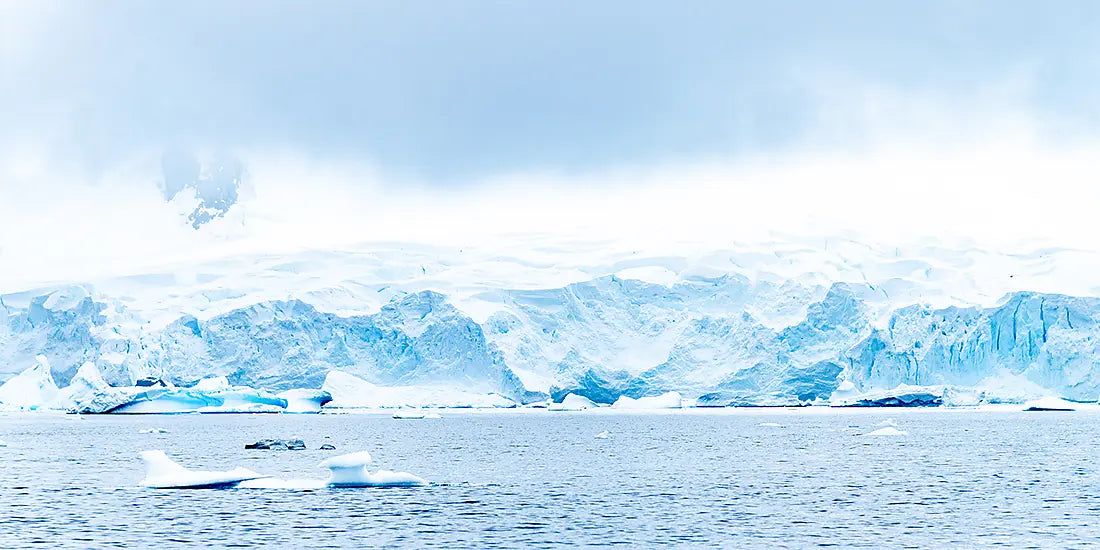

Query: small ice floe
[862,427,908,437]
[758,422,783,427]
[874,419,898,427]
[595,431,610,439]
[611,391,682,410]
[392,410,426,419]
[139,449,427,490]
[0,438,7,447]
[320,444,336,451]
[139,450,268,489]
[424,413,442,419]
[319,451,427,487]
[549,393,598,411]
[139,428,168,434]
[1023,397,1077,412]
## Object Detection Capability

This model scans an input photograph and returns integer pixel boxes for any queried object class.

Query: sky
[3,1,1100,288]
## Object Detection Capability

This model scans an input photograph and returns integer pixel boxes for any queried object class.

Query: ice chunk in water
[318,451,427,487]
[862,427,908,437]
[139,450,267,489]
[611,391,682,409]
[549,393,598,411]
[1023,397,1079,412]
[595,431,610,439]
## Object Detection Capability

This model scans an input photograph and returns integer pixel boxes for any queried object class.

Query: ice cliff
[6,263,1100,407]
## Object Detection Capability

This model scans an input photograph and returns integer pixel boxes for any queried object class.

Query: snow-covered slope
[5,239,1100,406]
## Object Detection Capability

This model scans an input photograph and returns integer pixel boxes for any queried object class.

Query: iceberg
[318,451,427,487]
[1022,397,1080,411]
[55,362,138,414]
[139,450,268,489]
[322,371,516,409]
[594,431,610,439]
[863,427,908,437]
[276,389,333,414]
[548,393,598,411]
[138,428,169,434]
[111,378,287,414]
[832,384,945,407]
[611,391,682,409]
[0,356,59,410]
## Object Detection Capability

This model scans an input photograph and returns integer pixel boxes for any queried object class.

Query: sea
[1,408,1097,548]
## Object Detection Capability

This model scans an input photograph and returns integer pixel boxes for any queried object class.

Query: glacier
[7,242,1100,409]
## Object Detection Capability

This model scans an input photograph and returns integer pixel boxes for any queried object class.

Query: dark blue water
[1,409,1098,548]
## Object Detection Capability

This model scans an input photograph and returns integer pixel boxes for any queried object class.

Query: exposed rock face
[245,439,307,450]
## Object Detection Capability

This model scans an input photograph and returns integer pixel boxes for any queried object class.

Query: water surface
[1,409,1096,548]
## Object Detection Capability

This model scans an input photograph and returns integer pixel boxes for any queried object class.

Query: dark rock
[245,438,306,450]
[319,444,336,450]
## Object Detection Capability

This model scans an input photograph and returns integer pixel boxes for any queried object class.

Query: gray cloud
[2,1,1100,183]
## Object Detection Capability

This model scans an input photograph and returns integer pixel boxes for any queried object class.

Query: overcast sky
[3,1,1099,182]
[4,2,1100,289]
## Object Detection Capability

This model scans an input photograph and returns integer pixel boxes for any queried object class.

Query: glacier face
[5,260,1100,406]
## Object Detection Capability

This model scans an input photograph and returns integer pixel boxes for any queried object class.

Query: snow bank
[139,450,267,489]
[548,393,598,411]
[611,391,682,409]
[0,356,59,410]
[322,371,516,409]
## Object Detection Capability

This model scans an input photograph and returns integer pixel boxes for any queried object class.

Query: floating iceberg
[138,428,168,434]
[862,427,908,437]
[322,371,516,409]
[0,439,6,447]
[611,391,682,409]
[758,422,783,427]
[832,384,945,407]
[548,393,598,411]
[112,377,287,414]
[318,451,427,487]
[0,356,59,410]
[1023,397,1079,411]
[276,389,333,414]
[55,362,139,414]
[594,431,610,439]
[139,450,268,489]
